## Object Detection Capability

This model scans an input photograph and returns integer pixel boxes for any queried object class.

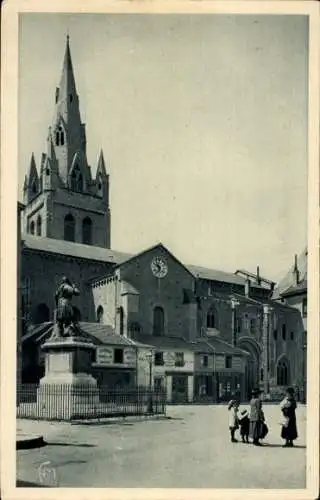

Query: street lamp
[145,351,153,413]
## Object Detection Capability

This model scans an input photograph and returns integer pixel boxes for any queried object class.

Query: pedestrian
[228,399,239,443]
[280,387,298,447]
[249,388,264,446]
[238,409,250,443]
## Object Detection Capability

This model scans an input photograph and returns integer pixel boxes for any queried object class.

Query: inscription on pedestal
[48,352,71,373]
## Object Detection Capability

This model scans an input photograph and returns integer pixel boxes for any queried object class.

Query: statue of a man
[54,276,80,337]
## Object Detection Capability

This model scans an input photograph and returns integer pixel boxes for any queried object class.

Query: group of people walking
[228,387,298,447]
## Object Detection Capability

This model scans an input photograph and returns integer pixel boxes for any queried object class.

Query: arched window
[82,217,92,245]
[30,221,35,235]
[36,215,42,236]
[64,213,75,242]
[97,305,104,323]
[72,306,81,322]
[119,307,124,336]
[277,357,289,386]
[206,308,217,328]
[55,126,64,146]
[70,165,83,192]
[153,306,164,336]
[97,175,103,194]
[34,303,50,324]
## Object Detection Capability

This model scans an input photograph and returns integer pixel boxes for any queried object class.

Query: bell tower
[23,36,111,248]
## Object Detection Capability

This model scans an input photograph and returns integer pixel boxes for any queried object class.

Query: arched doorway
[237,338,261,400]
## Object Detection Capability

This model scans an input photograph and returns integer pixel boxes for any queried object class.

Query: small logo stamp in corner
[37,461,58,487]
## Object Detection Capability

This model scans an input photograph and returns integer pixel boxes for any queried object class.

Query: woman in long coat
[280,387,298,447]
[249,388,264,446]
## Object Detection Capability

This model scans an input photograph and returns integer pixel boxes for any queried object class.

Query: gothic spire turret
[96,149,107,178]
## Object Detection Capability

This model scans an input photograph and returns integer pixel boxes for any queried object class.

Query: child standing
[228,399,239,443]
[238,409,250,443]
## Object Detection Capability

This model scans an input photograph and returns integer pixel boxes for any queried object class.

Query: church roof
[22,234,131,265]
[272,248,308,299]
[186,264,268,289]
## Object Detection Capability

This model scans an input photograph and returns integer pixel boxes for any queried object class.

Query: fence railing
[17,384,166,421]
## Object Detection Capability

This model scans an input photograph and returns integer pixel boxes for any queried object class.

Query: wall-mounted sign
[96,346,113,365]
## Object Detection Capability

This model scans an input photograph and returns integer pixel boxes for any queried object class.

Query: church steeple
[52,35,87,185]
[23,36,111,249]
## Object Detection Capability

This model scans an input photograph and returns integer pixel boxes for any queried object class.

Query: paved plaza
[16,404,306,489]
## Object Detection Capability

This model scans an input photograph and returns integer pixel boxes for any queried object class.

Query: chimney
[293,254,300,285]
[245,278,250,298]
[257,266,261,285]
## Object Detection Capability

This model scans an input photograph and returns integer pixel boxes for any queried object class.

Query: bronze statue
[52,276,80,338]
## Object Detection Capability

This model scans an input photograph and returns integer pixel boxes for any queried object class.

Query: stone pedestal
[36,336,100,420]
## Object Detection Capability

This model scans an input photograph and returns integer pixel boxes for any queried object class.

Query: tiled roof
[132,334,193,351]
[205,337,250,356]
[22,234,132,265]
[272,248,307,299]
[187,264,246,285]
[280,279,308,297]
[187,264,268,289]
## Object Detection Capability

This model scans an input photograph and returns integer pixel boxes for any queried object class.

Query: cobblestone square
[16,404,306,488]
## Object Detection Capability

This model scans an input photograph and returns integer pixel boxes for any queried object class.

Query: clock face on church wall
[151,256,168,279]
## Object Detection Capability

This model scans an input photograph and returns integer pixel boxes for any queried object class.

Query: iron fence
[17,384,166,421]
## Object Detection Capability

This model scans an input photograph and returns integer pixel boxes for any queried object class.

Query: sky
[18,13,309,283]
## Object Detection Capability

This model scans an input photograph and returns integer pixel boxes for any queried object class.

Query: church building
[19,37,306,403]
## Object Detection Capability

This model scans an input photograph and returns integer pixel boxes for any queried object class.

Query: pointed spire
[47,130,56,161]
[58,34,77,104]
[96,149,107,178]
[28,153,38,183]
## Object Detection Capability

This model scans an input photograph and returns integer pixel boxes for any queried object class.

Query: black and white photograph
[1,1,319,499]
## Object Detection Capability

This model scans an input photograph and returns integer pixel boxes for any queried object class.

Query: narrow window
[82,217,92,245]
[277,358,289,386]
[154,352,164,366]
[64,213,75,242]
[114,348,124,364]
[282,324,286,341]
[36,215,42,236]
[175,352,184,367]
[273,329,278,341]
[70,165,83,193]
[30,221,35,235]
[119,307,124,336]
[97,305,104,323]
[206,309,216,329]
[225,355,232,369]
[153,307,164,336]
[290,331,294,341]
[201,355,208,367]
